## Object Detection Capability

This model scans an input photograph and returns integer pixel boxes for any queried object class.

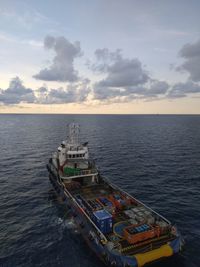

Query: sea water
[0,114,200,267]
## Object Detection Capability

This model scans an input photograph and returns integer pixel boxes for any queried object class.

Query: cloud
[101,58,149,87]
[177,39,200,82]
[0,77,35,104]
[90,48,122,72]
[2,42,200,106]
[0,77,90,105]
[92,48,150,100]
[116,80,200,102]
[37,86,48,93]
[33,36,82,82]
[91,47,200,102]
[36,79,90,104]
[93,79,169,101]
[167,81,200,98]
[146,81,169,96]
[92,49,149,86]
[91,48,170,101]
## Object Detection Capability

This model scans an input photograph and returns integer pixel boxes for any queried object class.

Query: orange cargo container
[119,193,139,206]
[123,224,159,244]
[108,195,124,209]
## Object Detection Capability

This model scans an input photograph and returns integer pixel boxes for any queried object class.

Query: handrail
[102,176,171,224]
[63,169,97,177]
[48,164,107,241]
[59,180,108,243]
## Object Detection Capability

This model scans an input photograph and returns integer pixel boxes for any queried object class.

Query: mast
[68,123,80,145]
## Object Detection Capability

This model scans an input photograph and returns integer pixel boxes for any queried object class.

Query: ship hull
[47,163,182,267]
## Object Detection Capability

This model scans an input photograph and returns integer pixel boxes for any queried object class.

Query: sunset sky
[0,0,200,114]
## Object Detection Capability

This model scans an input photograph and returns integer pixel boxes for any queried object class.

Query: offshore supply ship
[47,123,183,267]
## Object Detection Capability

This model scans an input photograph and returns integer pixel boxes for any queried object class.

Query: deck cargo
[123,224,160,244]
[93,209,113,234]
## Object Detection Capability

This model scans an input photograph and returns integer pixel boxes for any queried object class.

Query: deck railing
[64,168,98,177]
[61,182,108,243]
[102,176,171,224]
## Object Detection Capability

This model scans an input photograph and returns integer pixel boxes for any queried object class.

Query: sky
[0,0,200,114]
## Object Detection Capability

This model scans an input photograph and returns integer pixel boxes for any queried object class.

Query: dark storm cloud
[33,36,82,82]
[0,77,35,104]
[177,39,200,82]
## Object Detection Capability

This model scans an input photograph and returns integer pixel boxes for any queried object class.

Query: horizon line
[0,113,200,116]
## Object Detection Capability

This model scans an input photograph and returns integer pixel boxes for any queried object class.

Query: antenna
[68,123,80,145]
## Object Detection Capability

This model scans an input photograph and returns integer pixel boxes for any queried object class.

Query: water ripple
[0,114,200,267]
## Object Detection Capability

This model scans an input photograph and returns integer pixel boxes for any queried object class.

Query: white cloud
[36,79,90,104]
[0,77,90,105]
[33,36,82,82]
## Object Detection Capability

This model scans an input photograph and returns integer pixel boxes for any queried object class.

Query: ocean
[0,114,199,267]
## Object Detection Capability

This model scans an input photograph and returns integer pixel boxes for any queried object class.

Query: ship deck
[63,181,176,256]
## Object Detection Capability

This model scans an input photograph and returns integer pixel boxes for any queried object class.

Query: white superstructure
[51,123,98,181]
